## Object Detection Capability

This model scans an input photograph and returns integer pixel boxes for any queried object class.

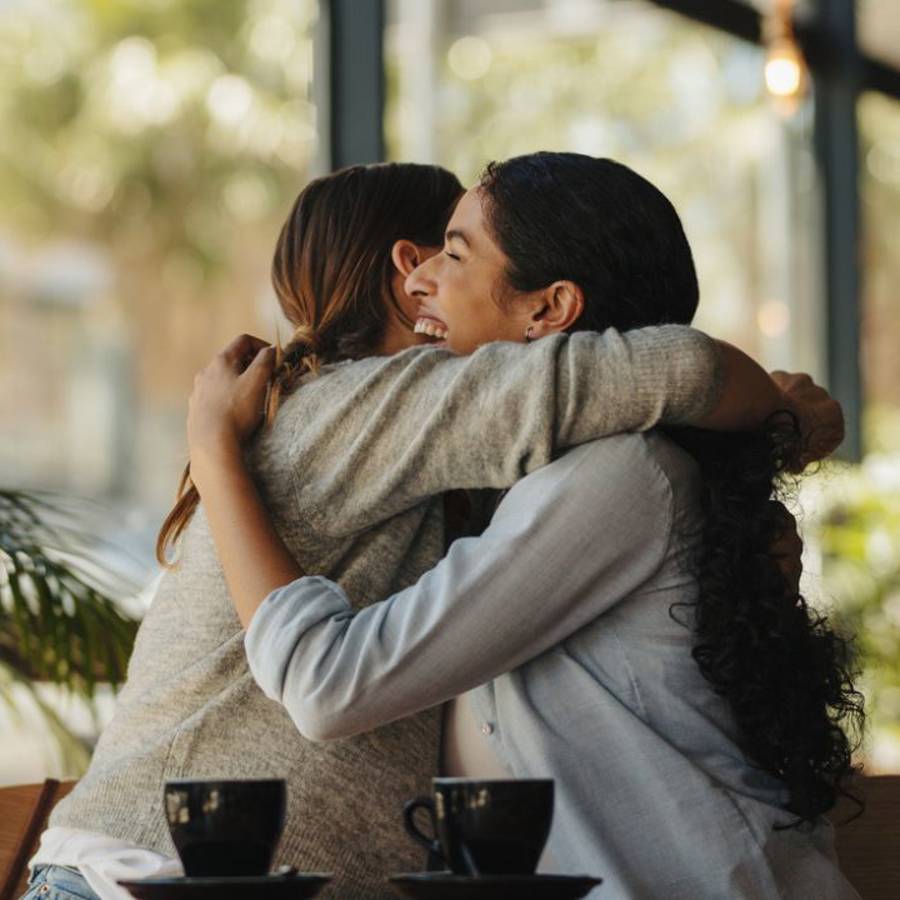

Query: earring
[525,326,534,343]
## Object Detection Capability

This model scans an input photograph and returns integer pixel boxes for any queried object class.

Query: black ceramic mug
[403,778,554,876]
[163,778,287,877]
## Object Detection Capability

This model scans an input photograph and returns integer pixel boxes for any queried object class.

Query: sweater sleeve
[286,325,720,536]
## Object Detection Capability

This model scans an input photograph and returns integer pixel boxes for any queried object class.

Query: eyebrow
[445,229,471,248]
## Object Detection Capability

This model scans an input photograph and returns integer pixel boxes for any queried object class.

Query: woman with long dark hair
[185,154,859,898]
[25,161,794,900]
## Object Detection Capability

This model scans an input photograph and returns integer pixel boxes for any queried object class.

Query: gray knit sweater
[50,328,722,898]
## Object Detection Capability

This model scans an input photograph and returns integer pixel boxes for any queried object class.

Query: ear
[528,281,585,338]
[391,240,424,278]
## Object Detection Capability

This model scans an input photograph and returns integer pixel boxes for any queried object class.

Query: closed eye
[444,250,461,261]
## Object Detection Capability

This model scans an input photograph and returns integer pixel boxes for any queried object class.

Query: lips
[414,316,448,340]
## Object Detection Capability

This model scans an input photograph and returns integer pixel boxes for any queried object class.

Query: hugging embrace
[26,152,861,900]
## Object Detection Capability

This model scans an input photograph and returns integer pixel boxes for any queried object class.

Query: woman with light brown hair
[28,160,810,900]
[183,156,856,898]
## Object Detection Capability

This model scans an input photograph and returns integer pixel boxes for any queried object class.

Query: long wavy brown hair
[156,163,463,565]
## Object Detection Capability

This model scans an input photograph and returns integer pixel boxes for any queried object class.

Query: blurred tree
[0,0,316,261]
[806,461,900,766]
[0,0,317,409]
[860,92,900,453]
[1,0,318,772]
[386,5,778,354]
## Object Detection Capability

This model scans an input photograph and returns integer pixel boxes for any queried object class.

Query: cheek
[438,267,469,313]
[447,267,488,311]
[398,287,420,321]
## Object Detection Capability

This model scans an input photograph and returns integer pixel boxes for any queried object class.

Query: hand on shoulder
[187,333,275,482]
[770,371,844,471]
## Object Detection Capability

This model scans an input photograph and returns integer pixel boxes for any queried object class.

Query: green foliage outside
[1,0,317,770]
[804,408,900,766]
[0,490,139,769]
[387,8,787,362]
[0,0,898,773]
[1,0,316,278]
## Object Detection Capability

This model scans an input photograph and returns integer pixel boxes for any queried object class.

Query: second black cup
[404,778,554,876]
[164,778,286,878]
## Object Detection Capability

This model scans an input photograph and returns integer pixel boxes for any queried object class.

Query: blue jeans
[21,865,101,900]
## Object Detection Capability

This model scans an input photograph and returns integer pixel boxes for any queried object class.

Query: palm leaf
[1,488,141,769]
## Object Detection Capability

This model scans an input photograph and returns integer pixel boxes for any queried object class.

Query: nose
[405,253,436,299]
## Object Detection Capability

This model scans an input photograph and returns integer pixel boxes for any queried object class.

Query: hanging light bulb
[765,37,804,97]
[764,0,807,114]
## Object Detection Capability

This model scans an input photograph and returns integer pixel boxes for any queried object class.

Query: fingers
[243,345,277,386]
[800,400,845,468]
[770,370,812,393]
[772,370,845,468]
[221,334,271,369]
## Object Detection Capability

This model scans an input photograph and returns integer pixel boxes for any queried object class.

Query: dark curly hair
[668,417,864,823]
[480,151,864,825]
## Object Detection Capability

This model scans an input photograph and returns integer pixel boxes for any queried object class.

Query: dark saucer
[389,872,602,899]
[118,872,332,899]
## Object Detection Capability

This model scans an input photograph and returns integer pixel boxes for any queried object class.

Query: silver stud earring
[525,326,534,343]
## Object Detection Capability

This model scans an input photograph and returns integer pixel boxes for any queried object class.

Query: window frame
[325,0,900,459]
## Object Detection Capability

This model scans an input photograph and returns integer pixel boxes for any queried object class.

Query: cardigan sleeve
[284,325,720,536]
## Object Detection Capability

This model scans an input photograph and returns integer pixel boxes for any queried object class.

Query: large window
[385,0,900,769]
[386,0,823,373]
[0,0,318,784]
[860,91,900,450]
[859,0,900,71]
[810,91,900,771]
[0,0,318,521]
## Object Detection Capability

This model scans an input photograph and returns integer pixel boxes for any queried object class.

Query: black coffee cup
[403,778,554,876]
[164,778,286,877]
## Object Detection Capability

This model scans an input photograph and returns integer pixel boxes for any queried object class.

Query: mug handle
[403,797,442,860]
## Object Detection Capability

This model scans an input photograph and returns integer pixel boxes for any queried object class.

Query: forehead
[447,187,505,262]
[447,188,487,234]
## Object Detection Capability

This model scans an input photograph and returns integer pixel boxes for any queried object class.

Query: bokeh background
[2,0,899,783]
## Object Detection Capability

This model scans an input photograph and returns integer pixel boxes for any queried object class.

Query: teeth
[415,318,448,340]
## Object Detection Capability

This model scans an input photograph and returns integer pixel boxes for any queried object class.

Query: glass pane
[806,90,900,771]
[738,0,900,72]
[861,91,900,449]
[0,0,318,782]
[386,0,823,376]
[0,0,318,516]
[859,0,900,70]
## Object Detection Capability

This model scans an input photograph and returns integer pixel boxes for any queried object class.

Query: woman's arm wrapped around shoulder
[185,329,840,626]
[278,325,741,533]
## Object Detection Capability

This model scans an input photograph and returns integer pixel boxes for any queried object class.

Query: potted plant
[1,489,139,771]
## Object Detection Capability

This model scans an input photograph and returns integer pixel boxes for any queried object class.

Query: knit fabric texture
[50,328,722,898]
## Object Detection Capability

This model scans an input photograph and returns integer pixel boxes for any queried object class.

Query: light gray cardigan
[50,328,722,898]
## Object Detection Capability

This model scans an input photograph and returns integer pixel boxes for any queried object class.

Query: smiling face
[405,188,536,355]
[379,243,443,356]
